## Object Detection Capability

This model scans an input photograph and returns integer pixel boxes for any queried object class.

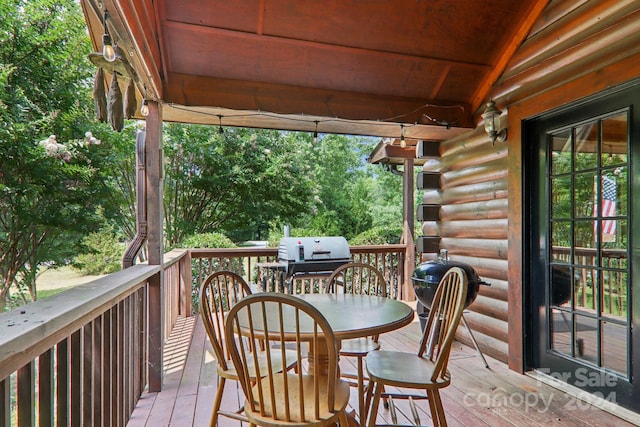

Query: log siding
[420,0,640,364]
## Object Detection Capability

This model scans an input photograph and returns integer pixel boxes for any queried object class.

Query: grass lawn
[36,266,104,299]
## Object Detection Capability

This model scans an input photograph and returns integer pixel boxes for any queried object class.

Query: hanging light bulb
[140,99,149,117]
[218,115,224,134]
[102,11,116,62]
[102,34,116,62]
[313,121,319,144]
[400,125,407,148]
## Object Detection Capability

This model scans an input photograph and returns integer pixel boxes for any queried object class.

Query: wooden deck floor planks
[127,315,638,427]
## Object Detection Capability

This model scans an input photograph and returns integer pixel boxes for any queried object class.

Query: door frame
[522,81,640,412]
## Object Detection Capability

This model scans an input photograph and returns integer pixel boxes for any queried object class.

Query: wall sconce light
[102,11,116,62]
[482,100,507,144]
[140,99,149,117]
[400,124,407,148]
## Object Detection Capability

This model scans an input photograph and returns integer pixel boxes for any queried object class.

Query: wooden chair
[326,262,388,424]
[225,292,351,427]
[364,267,468,427]
[199,271,297,426]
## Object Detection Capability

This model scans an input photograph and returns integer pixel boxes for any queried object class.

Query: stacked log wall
[421,129,509,362]
[421,0,640,364]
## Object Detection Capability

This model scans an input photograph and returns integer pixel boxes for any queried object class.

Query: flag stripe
[601,176,616,235]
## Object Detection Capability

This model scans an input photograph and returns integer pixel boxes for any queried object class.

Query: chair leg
[367,381,383,427]
[210,377,226,427]
[426,389,447,427]
[364,374,374,420]
[357,356,365,425]
[338,411,350,427]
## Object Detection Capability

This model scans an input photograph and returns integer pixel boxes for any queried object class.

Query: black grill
[411,251,490,309]
[278,236,351,278]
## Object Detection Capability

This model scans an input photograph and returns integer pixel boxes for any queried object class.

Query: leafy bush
[180,232,236,249]
[73,228,124,275]
[266,227,320,247]
[350,225,403,245]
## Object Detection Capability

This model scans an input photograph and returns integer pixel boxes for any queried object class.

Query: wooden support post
[145,100,164,392]
[403,158,416,300]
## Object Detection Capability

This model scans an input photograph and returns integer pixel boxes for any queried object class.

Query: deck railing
[0,244,407,425]
[0,265,160,426]
[188,244,408,303]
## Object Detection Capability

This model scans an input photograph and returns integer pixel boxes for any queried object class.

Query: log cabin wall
[420,0,640,366]
[421,127,510,363]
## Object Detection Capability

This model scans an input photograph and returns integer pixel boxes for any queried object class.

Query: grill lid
[411,253,490,309]
[411,259,488,287]
[278,236,350,263]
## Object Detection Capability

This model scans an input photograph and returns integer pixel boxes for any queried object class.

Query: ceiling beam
[162,20,491,75]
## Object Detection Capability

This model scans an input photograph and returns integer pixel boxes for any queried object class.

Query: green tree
[369,163,404,228]
[163,124,313,247]
[0,0,109,309]
[297,134,375,239]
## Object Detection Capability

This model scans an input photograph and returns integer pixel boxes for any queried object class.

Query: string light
[167,103,463,137]
[313,120,319,144]
[167,103,464,128]
[102,11,116,62]
[400,124,406,147]
[140,99,149,117]
[217,115,224,134]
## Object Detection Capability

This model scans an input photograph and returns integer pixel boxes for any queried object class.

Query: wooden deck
[127,314,639,427]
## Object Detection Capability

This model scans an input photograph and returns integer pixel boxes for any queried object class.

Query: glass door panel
[527,85,639,411]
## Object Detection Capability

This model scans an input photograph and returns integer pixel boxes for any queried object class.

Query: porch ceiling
[81,0,548,139]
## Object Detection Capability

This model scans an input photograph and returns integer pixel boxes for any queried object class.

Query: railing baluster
[117,300,125,427]
[39,349,54,427]
[124,295,131,418]
[56,338,69,427]
[0,378,9,426]
[17,361,34,427]
[70,330,82,427]
[83,322,93,425]
[133,290,141,402]
[93,316,104,427]
[103,310,112,427]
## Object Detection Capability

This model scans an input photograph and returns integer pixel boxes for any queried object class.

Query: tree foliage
[0,0,108,309]
[163,125,313,246]
[0,0,412,310]
[72,226,125,275]
[293,134,373,239]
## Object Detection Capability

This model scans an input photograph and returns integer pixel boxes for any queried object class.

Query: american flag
[601,176,617,237]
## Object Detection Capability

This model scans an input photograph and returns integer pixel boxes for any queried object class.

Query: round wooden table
[234,293,414,426]
[297,293,415,339]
